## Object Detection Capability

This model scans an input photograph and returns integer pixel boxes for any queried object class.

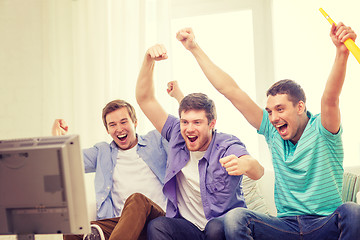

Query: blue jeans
[147,216,225,240]
[224,202,360,240]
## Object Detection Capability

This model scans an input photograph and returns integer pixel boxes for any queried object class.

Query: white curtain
[42,0,172,147]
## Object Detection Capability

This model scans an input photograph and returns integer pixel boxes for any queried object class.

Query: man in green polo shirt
[177,21,360,239]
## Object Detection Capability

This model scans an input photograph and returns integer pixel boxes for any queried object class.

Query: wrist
[335,48,350,62]
[189,42,201,54]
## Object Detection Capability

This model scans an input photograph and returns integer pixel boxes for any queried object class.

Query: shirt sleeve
[214,133,250,158]
[161,115,180,142]
[317,114,343,143]
[82,144,103,173]
[226,142,249,158]
[257,109,274,142]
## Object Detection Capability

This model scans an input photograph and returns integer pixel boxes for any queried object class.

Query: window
[169,0,274,166]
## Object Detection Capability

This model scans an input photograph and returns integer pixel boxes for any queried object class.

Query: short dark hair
[266,79,306,106]
[179,93,217,123]
[102,100,137,130]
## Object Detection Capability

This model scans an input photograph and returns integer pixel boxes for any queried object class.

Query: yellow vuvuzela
[319,8,360,64]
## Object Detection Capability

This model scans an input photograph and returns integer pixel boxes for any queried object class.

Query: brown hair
[102,100,137,130]
[179,93,217,123]
[266,79,306,106]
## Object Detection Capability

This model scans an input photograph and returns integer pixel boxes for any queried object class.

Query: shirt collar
[137,134,147,146]
[306,110,312,119]
[202,130,217,162]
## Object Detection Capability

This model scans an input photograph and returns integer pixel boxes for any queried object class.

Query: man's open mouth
[276,123,288,135]
[117,134,127,141]
[188,136,198,143]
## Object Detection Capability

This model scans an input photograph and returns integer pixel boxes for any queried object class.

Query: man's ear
[134,120,138,128]
[209,119,216,130]
[297,101,306,114]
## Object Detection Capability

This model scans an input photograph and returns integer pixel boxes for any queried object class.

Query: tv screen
[0,135,90,236]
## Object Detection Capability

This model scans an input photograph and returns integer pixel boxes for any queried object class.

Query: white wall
[0,0,44,139]
[0,0,359,166]
[272,0,360,167]
[0,0,75,140]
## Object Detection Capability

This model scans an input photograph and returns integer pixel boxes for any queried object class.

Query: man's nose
[270,112,279,123]
[187,123,195,132]
[115,124,124,132]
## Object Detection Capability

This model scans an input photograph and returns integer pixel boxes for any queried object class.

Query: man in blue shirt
[52,94,183,240]
[177,22,360,239]
[136,44,264,240]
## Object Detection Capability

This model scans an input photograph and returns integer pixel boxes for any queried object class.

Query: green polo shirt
[258,110,344,217]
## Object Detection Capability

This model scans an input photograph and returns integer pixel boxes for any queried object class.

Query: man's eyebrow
[108,118,128,124]
[265,104,285,111]
[180,118,203,121]
[274,104,285,108]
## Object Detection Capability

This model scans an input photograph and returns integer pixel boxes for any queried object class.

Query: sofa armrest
[342,166,360,203]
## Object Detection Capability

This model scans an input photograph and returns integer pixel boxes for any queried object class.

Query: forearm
[136,56,156,105]
[136,47,169,133]
[322,49,349,104]
[174,92,185,104]
[189,45,239,96]
[189,44,263,129]
[240,155,264,180]
[320,50,349,133]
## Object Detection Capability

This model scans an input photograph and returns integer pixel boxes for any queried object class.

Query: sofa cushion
[342,172,359,203]
[243,176,269,214]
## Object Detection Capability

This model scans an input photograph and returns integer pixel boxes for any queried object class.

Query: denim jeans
[224,202,360,240]
[147,215,225,240]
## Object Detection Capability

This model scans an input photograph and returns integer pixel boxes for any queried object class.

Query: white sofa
[83,166,360,218]
[1,166,358,240]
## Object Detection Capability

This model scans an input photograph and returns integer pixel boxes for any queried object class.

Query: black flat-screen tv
[0,135,90,236]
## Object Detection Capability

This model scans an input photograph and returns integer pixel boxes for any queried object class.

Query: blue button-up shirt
[82,130,168,220]
[161,115,249,220]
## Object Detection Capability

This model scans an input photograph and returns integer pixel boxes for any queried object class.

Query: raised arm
[321,22,357,133]
[52,119,69,136]
[167,80,184,103]
[136,44,169,133]
[176,28,263,130]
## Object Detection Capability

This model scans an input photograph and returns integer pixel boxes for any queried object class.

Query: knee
[124,193,149,210]
[336,202,360,219]
[147,216,168,238]
[224,208,253,235]
[224,208,252,225]
[127,192,147,203]
[205,218,225,240]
